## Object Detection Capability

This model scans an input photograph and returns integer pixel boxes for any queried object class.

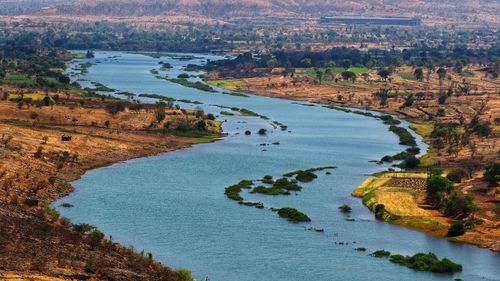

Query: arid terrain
[206,65,500,250]
[0,87,221,280]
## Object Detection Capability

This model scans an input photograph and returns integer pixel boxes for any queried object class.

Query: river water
[56,51,499,281]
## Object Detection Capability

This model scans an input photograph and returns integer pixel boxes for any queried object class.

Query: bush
[427,175,454,205]
[483,162,499,185]
[258,128,267,135]
[389,126,417,146]
[400,156,420,169]
[224,180,253,201]
[339,204,352,213]
[446,168,467,183]
[175,269,194,281]
[177,73,190,79]
[447,222,465,237]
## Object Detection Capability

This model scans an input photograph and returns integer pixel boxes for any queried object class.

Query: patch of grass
[220,111,235,116]
[207,80,248,91]
[2,74,37,86]
[398,72,417,80]
[462,71,474,78]
[349,67,368,74]
[275,207,311,223]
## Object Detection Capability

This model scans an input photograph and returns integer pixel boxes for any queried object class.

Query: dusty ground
[0,90,221,280]
[209,66,500,251]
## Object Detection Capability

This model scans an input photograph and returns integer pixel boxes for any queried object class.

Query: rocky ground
[0,88,221,280]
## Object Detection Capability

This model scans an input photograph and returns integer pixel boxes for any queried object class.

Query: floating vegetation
[239,201,264,209]
[283,166,337,182]
[222,91,250,98]
[138,93,176,101]
[150,69,159,75]
[177,99,203,105]
[251,185,291,195]
[272,121,288,131]
[275,208,311,223]
[372,250,391,258]
[60,202,74,208]
[224,180,253,201]
[258,128,267,135]
[292,102,316,107]
[355,247,367,251]
[86,82,116,92]
[389,253,462,274]
[220,111,235,116]
[114,91,136,98]
[166,78,218,93]
[262,175,274,184]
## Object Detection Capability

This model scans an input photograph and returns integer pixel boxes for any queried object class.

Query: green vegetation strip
[369,250,462,274]
[164,78,217,93]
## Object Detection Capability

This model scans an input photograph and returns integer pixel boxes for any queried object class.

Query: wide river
[56,52,499,281]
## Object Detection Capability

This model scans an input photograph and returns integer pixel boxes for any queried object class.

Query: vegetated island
[224,166,336,223]
[369,250,462,274]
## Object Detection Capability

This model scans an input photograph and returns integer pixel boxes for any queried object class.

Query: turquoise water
[56,52,500,281]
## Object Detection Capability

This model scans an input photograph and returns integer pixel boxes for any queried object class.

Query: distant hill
[7,0,500,27]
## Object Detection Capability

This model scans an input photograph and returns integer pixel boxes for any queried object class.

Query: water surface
[56,52,500,281]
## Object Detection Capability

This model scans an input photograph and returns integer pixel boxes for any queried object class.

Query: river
[55,51,500,281]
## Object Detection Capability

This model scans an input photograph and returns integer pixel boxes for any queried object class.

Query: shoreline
[0,91,223,279]
[206,79,500,252]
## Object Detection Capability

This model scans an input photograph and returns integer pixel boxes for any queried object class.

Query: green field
[207,80,247,90]
[300,67,368,82]
[2,74,37,86]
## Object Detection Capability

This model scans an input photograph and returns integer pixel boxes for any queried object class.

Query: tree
[86,50,95,59]
[155,102,166,123]
[43,95,51,106]
[341,59,352,70]
[414,68,424,81]
[300,58,312,67]
[437,67,447,80]
[341,70,356,82]
[315,69,324,84]
[377,68,391,80]
[427,175,454,205]
[483,162,499,186]
[455,62,463,74]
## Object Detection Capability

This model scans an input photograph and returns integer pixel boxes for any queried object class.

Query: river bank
[0,87,221,280]
[205,71,500,252]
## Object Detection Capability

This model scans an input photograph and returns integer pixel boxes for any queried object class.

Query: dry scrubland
[208,65,500,250]
[0,87,220,280]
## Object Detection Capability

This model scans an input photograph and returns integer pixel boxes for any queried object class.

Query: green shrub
[339,204,352,213]
[484,162,499,185]
[175,269,194,281]
[427,175,454,205]
[446,169,467,182]
[447,222,465,237]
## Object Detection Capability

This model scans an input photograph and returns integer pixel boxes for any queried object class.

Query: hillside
[26,0,500,27]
